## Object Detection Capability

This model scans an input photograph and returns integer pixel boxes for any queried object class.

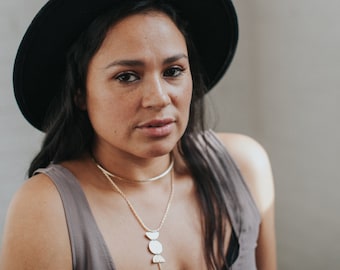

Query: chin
[143,141,179,158]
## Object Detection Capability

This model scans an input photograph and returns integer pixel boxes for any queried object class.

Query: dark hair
[28,0,229,268]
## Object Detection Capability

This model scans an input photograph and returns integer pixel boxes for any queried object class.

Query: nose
[141,77,171,109]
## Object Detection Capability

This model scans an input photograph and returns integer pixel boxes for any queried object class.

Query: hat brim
[13,0,238,131]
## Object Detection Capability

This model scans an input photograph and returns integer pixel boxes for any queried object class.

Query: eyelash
[114,66,185,83]
[163,66,185,78]
[115,72,139,83]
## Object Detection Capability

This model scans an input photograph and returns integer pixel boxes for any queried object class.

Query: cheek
[86,93,115,127]
[179,80,193,110]
[86,92,138,132]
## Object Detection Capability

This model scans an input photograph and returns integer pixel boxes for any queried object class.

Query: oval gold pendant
[149,240,163,255]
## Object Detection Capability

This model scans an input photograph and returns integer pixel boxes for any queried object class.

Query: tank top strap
[205,130,261,230]
[34,165,115,270]
[190,130,261,269]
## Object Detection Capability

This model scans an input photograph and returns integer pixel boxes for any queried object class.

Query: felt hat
[13,0,238,131]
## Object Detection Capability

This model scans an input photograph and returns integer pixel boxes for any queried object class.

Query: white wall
[208,1,340,269]
[1,0,339,269]
[0,0,45,242]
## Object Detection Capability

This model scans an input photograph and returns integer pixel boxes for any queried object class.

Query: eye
[163,66,184,78]
[115,72,139,83]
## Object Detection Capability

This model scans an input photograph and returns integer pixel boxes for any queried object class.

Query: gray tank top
[35,130,260,269]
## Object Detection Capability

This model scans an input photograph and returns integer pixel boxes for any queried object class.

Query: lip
[136,118,175,137]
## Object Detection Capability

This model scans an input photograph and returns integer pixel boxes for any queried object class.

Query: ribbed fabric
[35,130,260,269]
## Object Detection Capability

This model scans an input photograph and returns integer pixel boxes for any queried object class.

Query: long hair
[28,0,230,268]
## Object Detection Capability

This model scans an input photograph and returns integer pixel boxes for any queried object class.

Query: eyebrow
[163,53,188,65]
[105,53,188,69]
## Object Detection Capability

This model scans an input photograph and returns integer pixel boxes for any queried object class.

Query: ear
[74,89,87,110]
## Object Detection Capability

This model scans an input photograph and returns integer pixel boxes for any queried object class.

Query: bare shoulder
[0,173,71,270]
[215,132,275,216]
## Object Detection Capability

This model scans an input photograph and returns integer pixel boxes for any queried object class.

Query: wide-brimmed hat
[13,0,238,131]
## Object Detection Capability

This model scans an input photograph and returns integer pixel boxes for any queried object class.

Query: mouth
[136,118,175,137]
[138,119,175,128]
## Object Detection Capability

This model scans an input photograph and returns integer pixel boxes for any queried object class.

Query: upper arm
[0,174,72,270]
[216,132,277,270]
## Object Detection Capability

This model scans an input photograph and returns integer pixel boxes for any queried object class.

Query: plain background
[1,0,339,269]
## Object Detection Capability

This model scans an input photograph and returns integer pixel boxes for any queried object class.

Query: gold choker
[93,155,174,183]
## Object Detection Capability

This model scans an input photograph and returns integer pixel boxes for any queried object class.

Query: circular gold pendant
[149,240,163,255]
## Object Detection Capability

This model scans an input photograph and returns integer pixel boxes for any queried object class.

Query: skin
[0,11,276,270]
[85,11,192,178]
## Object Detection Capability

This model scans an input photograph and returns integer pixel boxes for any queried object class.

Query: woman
[0,0,276,269]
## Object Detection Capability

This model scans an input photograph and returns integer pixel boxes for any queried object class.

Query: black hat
[13,0,238,131]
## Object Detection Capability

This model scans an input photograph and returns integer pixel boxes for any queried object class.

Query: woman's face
[85,11,192,160]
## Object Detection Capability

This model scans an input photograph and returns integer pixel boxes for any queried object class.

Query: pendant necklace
[94,157,174,269]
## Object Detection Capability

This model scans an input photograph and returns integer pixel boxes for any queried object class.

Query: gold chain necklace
[94,156,174,183]
[94,159,174,269]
